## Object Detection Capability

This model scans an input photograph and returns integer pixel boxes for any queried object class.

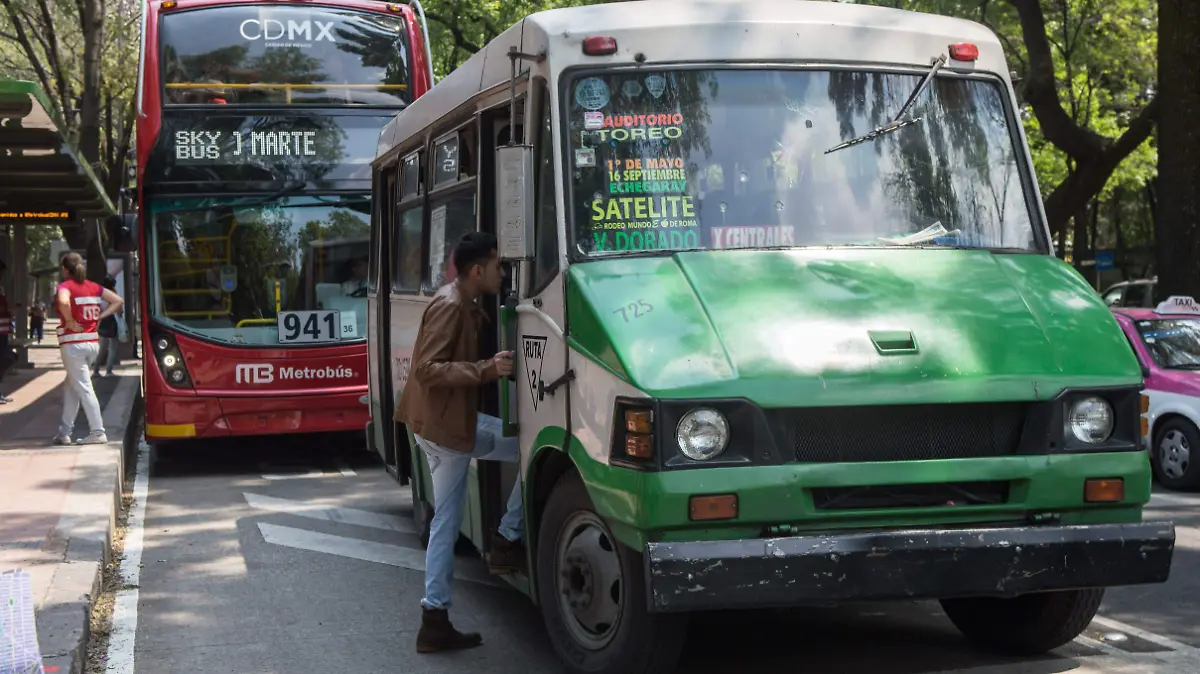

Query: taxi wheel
[1152,418,1200,491]
[941,588,1104,655]
[536,470,687,674]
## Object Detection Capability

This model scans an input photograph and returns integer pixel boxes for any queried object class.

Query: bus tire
[940,588,1104,655]
[536,471,686,674]
[1151,417,1200,491]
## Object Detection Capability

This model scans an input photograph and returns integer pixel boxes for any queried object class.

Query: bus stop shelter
[0,79,115,362]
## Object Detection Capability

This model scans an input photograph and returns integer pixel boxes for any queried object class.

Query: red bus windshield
[160,4,411,106]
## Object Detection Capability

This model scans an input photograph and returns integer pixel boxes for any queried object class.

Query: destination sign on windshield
[173,128,329,163]
[148,112,392,185]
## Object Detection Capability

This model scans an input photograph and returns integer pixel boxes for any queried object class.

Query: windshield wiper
[824,54,948,155]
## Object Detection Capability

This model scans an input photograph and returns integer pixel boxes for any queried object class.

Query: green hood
[566,249,1140,407]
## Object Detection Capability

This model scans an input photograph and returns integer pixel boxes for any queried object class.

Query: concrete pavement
[0,335,141,674]
[123,438,1200,674]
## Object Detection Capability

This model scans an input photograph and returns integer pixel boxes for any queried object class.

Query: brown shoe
[487,533,527,575]
[416,607,482,653]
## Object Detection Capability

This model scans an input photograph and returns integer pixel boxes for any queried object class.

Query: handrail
[516,303,563,340]
[409,0,437,87]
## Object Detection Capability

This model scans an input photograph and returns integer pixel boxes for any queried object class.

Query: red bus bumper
[144,390,369,441]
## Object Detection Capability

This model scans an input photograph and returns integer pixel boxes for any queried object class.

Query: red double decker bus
[135,0,433,443]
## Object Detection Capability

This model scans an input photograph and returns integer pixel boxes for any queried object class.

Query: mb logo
[522,335,547,411]
[236,363,274,384]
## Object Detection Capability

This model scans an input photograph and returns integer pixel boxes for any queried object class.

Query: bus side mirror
[495,144,535,262]
[1141,363,1151,378]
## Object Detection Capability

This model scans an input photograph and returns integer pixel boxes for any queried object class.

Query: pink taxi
[1114,295,1200,490]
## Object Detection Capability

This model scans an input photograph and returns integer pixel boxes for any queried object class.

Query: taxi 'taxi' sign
[1155,296,1200,315]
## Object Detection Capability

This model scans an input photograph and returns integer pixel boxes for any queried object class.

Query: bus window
[159,5,411,106]
[530,82,559,295]
[426,190,476,288]
[393,206,424,291]
[393,151,425,292]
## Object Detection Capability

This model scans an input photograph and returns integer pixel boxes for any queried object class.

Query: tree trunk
[1071,200,1092,286]
[1157,1,1200,302]
[1008,0,1158,240]
[75,0,107,280]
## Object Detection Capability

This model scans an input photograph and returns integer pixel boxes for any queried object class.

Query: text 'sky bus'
[368,1,1175,672]
[135,0,435,442]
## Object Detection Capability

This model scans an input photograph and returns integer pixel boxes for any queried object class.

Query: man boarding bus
[368,2,1174,671]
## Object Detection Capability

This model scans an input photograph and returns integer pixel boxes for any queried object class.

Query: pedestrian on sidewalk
[93,276,122,377]
[29,300,46,344]
[54,253,124,445]
[394,231,525,654]
[0,259,15,405]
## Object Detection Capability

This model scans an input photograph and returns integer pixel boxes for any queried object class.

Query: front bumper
[644,522,1175,612]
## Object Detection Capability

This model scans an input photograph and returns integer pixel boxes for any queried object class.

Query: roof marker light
[582,36,617,56]
[949,42,979,62]
[387,3,403,11]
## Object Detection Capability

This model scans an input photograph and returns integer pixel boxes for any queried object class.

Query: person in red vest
[0,258,15,404]
[54,252,124,445]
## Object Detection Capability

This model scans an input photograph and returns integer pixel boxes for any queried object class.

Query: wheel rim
[554,510,624,650]
[1159,429,1191,480]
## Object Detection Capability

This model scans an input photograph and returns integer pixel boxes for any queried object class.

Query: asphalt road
[123,437,1200,674]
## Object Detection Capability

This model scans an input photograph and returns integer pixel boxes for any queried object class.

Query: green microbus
[364,2,1175,672]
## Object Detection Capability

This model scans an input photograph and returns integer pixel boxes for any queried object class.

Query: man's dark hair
[102,274,117,290]
[452,231,498,276]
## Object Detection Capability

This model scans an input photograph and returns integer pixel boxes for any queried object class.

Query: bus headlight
[676,408,729,460]
[1068,396,1114,444]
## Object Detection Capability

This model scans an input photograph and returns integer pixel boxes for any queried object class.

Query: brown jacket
[394,282,499,452]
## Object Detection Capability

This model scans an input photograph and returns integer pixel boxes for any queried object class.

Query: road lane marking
[1147,492,1200,508]
[243,492,414,534]
[259,465,326,480]
[105,438,151,673]
[335,462,357,477]
[1091,615,1200,657]
[255,522,506,588]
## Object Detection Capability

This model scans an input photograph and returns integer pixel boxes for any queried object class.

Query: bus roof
[376,0,1007,161]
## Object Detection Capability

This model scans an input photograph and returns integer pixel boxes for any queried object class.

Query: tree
[856,0,1158,266]
[0,0,139,278]
[1155,0,1200,299]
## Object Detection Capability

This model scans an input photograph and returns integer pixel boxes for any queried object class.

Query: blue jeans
[94,336,118,374]
[415,413,524,609]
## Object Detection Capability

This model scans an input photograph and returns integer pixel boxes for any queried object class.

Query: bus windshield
[1135,319,1200,369]
[149,195,371,346]
[566,68,1039,256]
[160,4,410,106]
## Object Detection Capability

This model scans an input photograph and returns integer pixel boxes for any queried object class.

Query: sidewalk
[0,331,141,674]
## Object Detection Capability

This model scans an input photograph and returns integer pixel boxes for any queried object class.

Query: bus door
[495,81,568,561]
[473,100,542,566]
[371,166,404,481]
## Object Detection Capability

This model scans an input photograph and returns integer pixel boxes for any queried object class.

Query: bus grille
[770,402,1028,463]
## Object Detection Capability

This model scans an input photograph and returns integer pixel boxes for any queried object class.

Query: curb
[36,372,142,674]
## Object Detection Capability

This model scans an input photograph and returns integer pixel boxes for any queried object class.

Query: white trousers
[59,341,104,437]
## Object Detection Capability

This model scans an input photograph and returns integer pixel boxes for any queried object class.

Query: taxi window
[1124,284,1152,308]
